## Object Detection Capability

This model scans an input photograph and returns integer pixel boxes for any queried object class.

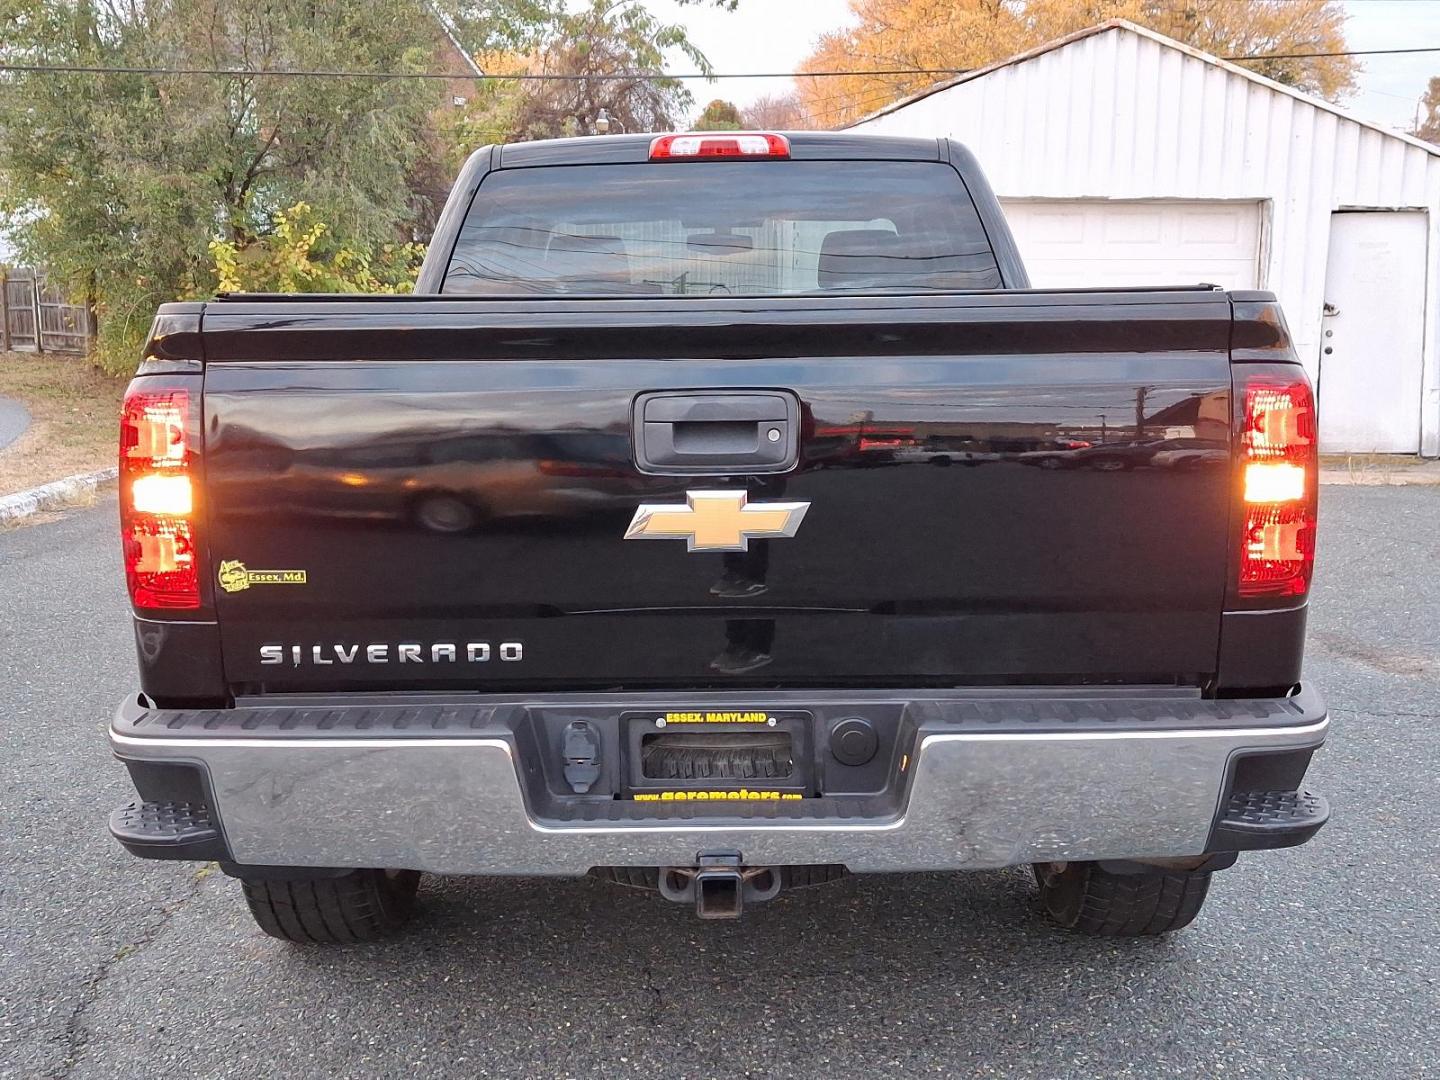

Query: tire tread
[1037,862,1211,937]
[241,870,419,944]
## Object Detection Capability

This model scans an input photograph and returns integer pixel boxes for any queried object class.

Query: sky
[646,0,1440,134]
[1345,0,1440,130]
[643,0,856,115]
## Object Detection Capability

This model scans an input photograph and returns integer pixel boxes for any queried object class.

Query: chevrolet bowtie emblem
[624,490,810,552]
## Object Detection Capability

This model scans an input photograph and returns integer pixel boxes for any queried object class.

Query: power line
[0,62,967,81]
[1227,45,1440,60]
[804,87,911,124]
[0,45,1434,85]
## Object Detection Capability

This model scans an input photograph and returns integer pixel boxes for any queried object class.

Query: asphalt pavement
[2,488,1438,1079]
[0,395,29,452]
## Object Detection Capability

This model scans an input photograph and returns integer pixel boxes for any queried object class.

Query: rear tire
[413,493,479,534]
[1033,861,1211,936]
[241,869,421,943]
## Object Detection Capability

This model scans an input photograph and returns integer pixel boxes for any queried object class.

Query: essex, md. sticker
[217,559,307,594]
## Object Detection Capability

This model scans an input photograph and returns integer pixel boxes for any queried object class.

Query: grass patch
[0,352,125,496]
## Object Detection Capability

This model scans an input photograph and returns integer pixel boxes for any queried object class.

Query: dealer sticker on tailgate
[658,710,772,725]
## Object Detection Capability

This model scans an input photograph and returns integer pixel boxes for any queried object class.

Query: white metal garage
[852,20,1440,457]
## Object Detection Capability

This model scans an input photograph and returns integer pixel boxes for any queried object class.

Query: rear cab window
[442,161,1002,297]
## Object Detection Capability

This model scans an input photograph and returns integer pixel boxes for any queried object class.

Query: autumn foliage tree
[796,0,1358,129]
[1414,77,1440,146]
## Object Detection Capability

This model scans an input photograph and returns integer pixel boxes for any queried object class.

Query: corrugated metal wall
[854,25,1440,455]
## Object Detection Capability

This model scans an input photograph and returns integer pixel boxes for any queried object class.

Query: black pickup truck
[108,131,1328,941]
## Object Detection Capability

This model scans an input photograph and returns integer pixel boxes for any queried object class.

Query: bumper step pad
[109,800,229,861]
[1212,789,1329,851]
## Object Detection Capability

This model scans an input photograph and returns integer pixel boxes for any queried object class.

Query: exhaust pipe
[658,852,782,919]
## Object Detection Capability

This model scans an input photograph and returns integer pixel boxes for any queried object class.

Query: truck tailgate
[199,292,1234,691]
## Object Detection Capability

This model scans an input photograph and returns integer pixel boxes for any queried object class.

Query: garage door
[999,200,1261,290]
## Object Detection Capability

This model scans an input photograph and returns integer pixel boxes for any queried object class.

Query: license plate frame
[620,709,814,801]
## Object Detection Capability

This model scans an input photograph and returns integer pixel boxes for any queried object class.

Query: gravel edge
[0,467,118,525]
[1319,468,1440,486]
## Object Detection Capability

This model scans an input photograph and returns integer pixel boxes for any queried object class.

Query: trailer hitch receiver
[657,852,782,919]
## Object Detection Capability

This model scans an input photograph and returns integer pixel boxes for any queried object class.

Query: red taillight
[1237,374,1317,599]
[120,386,200,609]
[536,459,632,479]
[648,132,790,161]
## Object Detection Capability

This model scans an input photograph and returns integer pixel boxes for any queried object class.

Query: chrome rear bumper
[108,687,1328,875]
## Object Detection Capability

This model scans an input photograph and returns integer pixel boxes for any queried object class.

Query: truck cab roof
[493,131,947,169]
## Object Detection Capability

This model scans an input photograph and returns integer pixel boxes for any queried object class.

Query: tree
[1413,77,1440,145]
[695,98,743,130]
[796,0,1357,129]
[0,0,511,370]
[0,0,735,370]
[209,203,424,295]
[468,0,730,142]
[742,91,814,130]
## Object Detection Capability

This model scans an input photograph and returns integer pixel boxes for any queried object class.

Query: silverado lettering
[257,642,524,666]
[106,130,1328,943]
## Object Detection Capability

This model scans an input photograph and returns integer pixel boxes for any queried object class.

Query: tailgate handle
[634,390,800,475]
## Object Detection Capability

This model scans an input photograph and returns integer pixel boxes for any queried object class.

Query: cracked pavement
[3,488,1438,1079]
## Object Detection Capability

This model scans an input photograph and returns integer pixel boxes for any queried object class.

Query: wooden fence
[0,267,94,355]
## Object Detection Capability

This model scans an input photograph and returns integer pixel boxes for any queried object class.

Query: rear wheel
[413,493,479,534]
[1033,861,1211,936]
[241,869,421,943]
